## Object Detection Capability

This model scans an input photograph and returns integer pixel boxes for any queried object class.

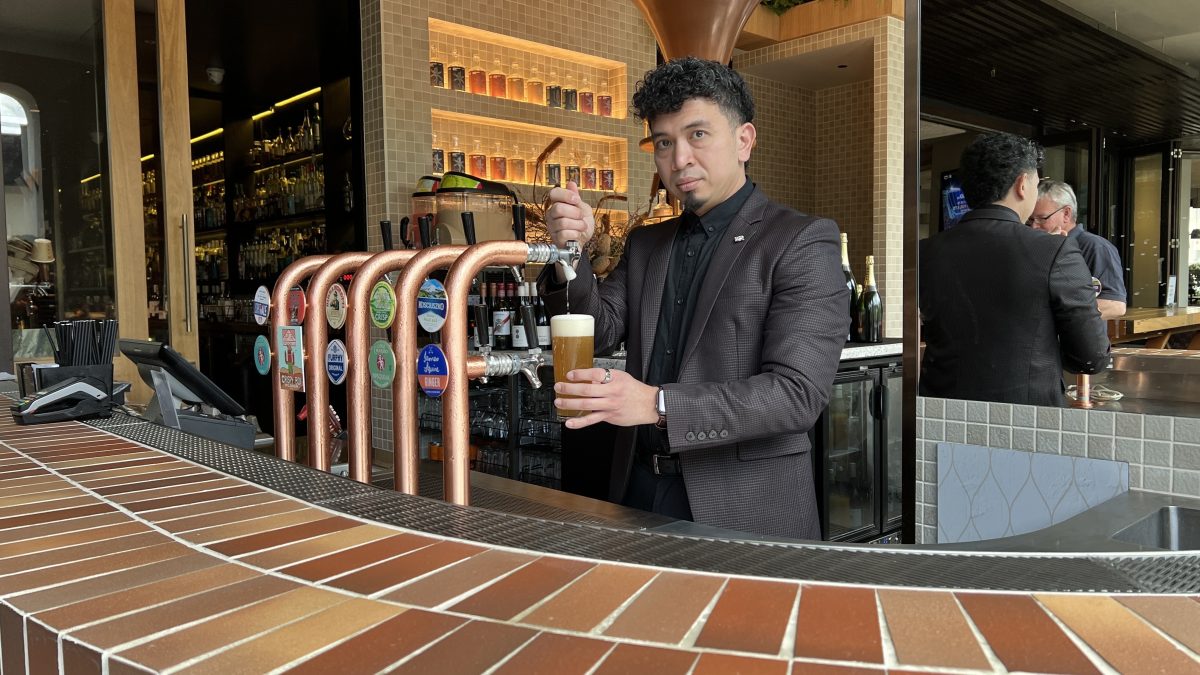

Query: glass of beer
[551,313,594,419]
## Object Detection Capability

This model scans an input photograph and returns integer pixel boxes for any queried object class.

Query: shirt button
[707,226,714,233]
[666,348,674,356]
[675,298,683,305]
[686,249,695,257]
[685,432,696,441]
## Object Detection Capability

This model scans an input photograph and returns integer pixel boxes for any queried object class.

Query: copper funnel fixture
[631,0,760,62]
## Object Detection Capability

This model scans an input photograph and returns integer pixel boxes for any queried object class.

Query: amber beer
[551,314,594,418]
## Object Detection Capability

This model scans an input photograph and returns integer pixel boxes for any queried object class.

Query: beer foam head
[551,313,593,337]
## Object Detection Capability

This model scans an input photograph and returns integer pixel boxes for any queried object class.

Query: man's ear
[737,122,756,163]
[1013,172,1032,201]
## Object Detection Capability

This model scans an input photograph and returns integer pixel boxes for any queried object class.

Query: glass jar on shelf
[469,139,487,177]
[579,78,594,115]
[468,54,487,95]
[488,141,507,181]
[488,57,507,98]
[563,74,578,112]
[507,62,525,102]
[581,154,597,190]
[432,132,445,175]
[508,145,526,184]
[430,44,446,88]
[546,71,562,108]
[449,136,466,173]
[526,66,545,105]
[598,79,613,117]
[448,49,467,92]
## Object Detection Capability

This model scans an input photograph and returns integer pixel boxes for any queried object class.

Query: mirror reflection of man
[1028,179,1127,320]
[538,57,850,540]
[919,133,1111,406]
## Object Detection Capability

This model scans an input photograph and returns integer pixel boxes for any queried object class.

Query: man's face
[650,98,755,216]
[1028,196,1069,234]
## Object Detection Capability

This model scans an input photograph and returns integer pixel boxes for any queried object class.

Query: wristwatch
[655,386,667,430]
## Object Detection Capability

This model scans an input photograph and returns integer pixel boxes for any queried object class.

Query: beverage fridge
[814,359,903,543]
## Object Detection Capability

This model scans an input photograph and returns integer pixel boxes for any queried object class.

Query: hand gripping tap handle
[417,214,433,249]
[461,211,477,246]
[380,220,394,251]
[398,216,411,249]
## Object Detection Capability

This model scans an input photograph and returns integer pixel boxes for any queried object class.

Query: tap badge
[326,284,348,329]
[252,286,271,325]
[417,278,448,333]
[287,286,307,325]
[253,335,271,376]
[417,344,449,398]
[370,280,398,329]
[325,339,348,385]
[368,340,396,389]
[276,326,305,392]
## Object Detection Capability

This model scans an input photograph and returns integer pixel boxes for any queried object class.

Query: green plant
[759,0,854,14]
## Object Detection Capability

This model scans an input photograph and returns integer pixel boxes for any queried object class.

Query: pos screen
[118,339,246,416]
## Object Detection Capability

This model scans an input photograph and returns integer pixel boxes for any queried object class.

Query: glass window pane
[824,376,876,538]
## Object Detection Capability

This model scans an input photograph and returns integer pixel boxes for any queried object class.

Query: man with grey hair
[1029,180,1127,319]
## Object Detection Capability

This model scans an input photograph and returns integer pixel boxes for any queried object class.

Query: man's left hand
[554,368,658,429]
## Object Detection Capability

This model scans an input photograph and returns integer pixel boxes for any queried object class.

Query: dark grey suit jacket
[919,206,1111,406]
[542,187,850,539]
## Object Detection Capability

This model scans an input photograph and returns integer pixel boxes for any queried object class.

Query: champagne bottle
[856,255,883,343]
[841,233,858,342]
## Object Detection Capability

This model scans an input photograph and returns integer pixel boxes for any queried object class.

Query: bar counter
[1109,306,1200,347]
[1,412,1198,673]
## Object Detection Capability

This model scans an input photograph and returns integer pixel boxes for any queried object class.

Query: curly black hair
[959,133,1044,208]
[631,57,755,127]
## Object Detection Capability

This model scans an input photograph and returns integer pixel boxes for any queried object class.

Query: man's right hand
[545,181,595,251]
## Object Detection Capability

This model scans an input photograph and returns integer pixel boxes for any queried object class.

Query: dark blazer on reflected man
[541,187,850,540]
[919,205,1111,407]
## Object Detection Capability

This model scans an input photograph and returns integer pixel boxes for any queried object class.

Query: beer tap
[461,212,493,382]
[398,216,411,249]
[270,255,333,463]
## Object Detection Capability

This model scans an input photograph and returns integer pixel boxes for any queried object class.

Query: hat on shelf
[30,238,54,264]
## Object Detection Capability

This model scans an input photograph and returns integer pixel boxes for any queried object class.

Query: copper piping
[442,241,530,505]
[345,250,419,483]
[1073,373,1094,409]
[390,245,467,494]
[303,251,374,471]
[271,255,333,462]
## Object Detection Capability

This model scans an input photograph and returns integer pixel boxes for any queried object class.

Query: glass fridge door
[820,369,878,541]
[882,365,904,529]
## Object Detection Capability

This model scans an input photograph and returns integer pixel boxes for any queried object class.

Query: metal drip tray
[1112,507,1200,551]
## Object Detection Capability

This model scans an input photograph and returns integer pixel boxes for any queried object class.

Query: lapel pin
[733,235,745,243]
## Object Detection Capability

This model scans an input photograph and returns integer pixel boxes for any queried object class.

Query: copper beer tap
[271,255,332,462]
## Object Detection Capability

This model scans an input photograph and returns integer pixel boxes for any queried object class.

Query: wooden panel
[779,0,902,41]
[155,0,199,363]
[101,0,151,403]
[735,5,780,50]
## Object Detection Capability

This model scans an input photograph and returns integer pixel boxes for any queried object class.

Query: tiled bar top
[0,419,1198,673]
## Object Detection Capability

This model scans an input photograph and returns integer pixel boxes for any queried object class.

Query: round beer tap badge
[287,286,307,325]
[370,280,397,329]
[252,335,272,375]
[252,286,271,325]
[417,279,448,333]
[326,284,348,329]
[417,344,449,397]
[325,339,348,385]
[368,340,396,389]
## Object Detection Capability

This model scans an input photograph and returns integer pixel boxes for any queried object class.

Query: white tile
[1036,407,1061,430]
[1114,437,1141,464]
[1061,433,1086,457]
[1012,405,1037,428]
[1088,410,1115,436]
[1061,409,1087,433]
[1115,413,1144,439]
[1143,415,1173,442]
[1173,470,1200,497]
[966,401,988,423]
[988,403,1012,426]
[1012,428,1036,452]
[1088,436,1116,461]
[1176,418,1200,444]
[1143,441,1172,467]
[945,399,965,421]
[944,421,966,443]
[1036,430,1061,454]
[1174,443,1200,471]
[989,426,1012,449]
[1144,466,1171,493]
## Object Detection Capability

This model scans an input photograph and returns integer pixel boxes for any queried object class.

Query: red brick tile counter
[1,418,1198,673]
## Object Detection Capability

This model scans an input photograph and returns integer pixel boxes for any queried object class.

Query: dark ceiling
[134,0,354,152]
[922,0,1200,147]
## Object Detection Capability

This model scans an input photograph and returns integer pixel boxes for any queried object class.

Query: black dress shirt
[638,179,755,455]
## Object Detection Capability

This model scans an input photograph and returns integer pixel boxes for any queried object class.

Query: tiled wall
[742,73,813,212]
[815,81,874,283]
[936,442,1128,544]
[916,396,1200,544]
[359,0,657,454]
[735,17,905,337]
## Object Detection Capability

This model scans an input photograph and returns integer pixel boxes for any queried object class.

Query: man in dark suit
[540,57,850,540]
[919,133,1110,407]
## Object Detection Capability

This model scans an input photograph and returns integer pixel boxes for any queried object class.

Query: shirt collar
[958,204,1023,225]
[1067,224,1083,238]
[685,179,755,237]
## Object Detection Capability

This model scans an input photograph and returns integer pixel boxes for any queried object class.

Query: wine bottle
[841,233,858,342]
[532,282,551,347]
[856,255,883,343]
[512,282,529,349]
[492,282,511,349]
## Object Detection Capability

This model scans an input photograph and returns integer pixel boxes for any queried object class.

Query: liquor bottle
[509,145,526,184]
[312,102,322,150]
[597,79,613,117]
[448,49,467,92]
[468,54,487,95]
[431,132,445,175]
[566,151,581,186]
[581,154,597,190]
[489,141,507,181]
[449,136,466,173]
[532,282,551,347]
[579,77,595,115]
[526,66,545,105]
[479,281,493,348]
[430,44,446,88]
[512,282,529,349]
[841,233,858,342]
[469,139,487,178]
[507,62,525,102]
[492,282,512,349]
[488,57,507,98]
[563,74,578,112]
[546,71,562,108]
[856,255,883,343]
[546,156,561,186]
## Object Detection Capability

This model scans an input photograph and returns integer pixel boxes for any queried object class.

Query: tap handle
[461,211,477,246]
[512,203,526,241]
[418,214,433,248]
[380,220,394,251]
[398,216,411,249]
[520,304,538,343]
[473,303,491,350]
[557,240,580,282]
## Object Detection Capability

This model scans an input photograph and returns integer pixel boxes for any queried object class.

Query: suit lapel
[678,189,767,373]
[639,221,678,380]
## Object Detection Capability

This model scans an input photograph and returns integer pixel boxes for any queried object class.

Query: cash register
[118,339,258,449]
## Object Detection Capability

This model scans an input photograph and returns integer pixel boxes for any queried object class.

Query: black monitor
[119,338,245,416]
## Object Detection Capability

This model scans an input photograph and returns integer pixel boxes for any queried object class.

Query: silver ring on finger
[602,368,612,384]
